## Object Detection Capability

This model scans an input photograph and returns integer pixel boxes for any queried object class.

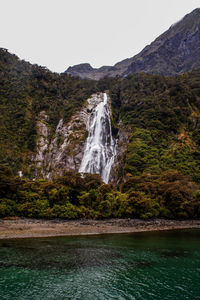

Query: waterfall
[79,93,116,183]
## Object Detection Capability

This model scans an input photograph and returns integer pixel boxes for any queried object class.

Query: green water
[0,229,200,300]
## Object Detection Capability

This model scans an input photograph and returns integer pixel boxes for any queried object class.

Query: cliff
[32,93,117,180]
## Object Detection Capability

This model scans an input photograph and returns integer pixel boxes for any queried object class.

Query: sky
[1,0,200,73]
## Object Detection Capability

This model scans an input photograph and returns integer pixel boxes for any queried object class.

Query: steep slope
[65,8,200,79]
[2,50,200,219]
[107,69,200,183]
[32,92,116,182]
[2,69,200,220]
[2,46,200,186]
[0,48,97,175]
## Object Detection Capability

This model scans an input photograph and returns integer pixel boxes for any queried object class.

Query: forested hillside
[1,49,200,219]
[107,70,200,183]
[0,48,97,173]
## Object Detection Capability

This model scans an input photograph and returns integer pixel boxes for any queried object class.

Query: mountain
[0,48,97,174]
[1,54,200,219]
[65,8,200,79]
[1,8,200,219]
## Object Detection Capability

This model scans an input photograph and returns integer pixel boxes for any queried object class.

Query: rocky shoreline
[0,218,200,239]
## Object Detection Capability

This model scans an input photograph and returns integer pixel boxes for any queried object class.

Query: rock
[32,93,115,179]
[65,8,200,79]
[109,123,132,184]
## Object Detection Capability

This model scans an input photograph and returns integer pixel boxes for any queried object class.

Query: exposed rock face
[33,93,114,179]
[65,8,200,79]
[34,111,50,176]
[66,63,117,80]
[66,63,94,77]
[123,8,200,77]
[109,122,132,185]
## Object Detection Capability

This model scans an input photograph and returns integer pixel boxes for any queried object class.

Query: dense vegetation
[1,165,200,219]
[99,71,200,184]
[0,48,97,173]
[1,49,200,219]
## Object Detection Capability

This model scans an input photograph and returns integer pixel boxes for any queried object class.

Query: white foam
[79,93,116,183]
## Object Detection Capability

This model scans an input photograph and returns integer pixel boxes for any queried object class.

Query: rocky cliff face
[32,93,119,180]
[65,8,200,79]
[66,63,118,80]
[109,122,132,184]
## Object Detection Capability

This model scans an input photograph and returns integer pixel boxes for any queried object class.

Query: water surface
[0,229,200,299]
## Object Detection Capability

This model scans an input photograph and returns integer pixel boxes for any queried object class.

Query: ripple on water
[0,230,200,300]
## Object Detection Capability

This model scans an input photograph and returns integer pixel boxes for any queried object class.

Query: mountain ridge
[65,8,200,79]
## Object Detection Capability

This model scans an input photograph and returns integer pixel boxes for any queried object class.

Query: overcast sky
[1,0,199,73]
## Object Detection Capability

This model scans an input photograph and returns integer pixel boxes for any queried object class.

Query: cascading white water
[79,93,116,183]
